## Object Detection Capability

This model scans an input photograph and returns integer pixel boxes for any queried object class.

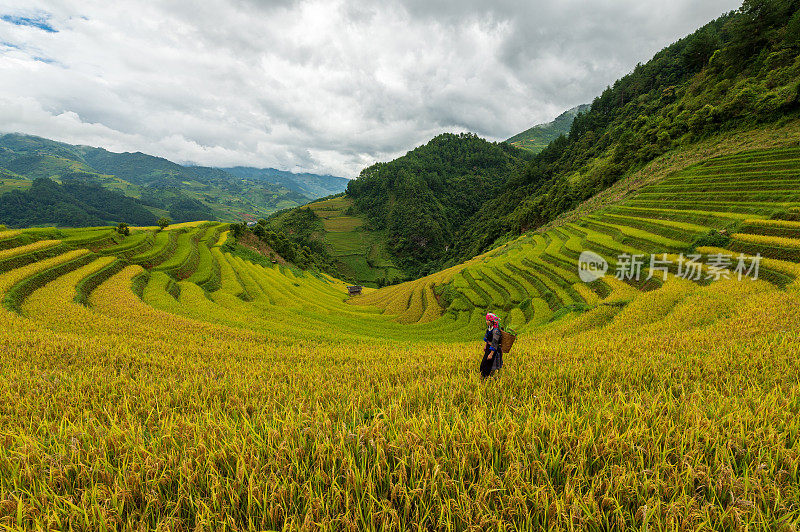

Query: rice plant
[0,146,800,529]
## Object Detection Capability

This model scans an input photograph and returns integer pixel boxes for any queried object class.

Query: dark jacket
[480,325,503,378]
[484,325,501,353]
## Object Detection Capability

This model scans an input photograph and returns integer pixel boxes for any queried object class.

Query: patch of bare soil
[238,231,289,266]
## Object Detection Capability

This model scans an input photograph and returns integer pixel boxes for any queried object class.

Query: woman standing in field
[480,313,503,379]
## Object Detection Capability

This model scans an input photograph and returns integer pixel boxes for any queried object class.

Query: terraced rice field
[1,146,800,529]
[305,196,405,285]
[356,146,800,331]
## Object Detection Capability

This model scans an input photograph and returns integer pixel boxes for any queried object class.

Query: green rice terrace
[356,145,800,329]
[2,144,800,529]
[285,196,406,287]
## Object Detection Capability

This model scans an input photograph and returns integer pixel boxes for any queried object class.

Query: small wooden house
[347,285,363,296]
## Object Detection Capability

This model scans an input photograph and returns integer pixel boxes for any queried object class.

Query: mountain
[0,134,348,227]
[221,167,350,200]
[345,133,531,277]
[0,177,157,227]
[506,104,591,153]
[443,1,800,266]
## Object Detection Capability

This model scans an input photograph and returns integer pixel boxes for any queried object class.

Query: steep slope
[506,104,590,153]
[447,1,800,266]
[346,132,531,277]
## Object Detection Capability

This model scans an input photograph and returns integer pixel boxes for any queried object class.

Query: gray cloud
[0,0,741,176]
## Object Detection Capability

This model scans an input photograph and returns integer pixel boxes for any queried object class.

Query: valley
[0,134,349,227]
[1,1,800,529]
[2,134,800,527]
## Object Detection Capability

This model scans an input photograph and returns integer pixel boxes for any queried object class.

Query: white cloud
[0,0,742,176]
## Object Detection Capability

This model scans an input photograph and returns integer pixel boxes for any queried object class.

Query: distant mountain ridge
[220,166,350,200]
[0,133,349,227]
[506,104,591,153]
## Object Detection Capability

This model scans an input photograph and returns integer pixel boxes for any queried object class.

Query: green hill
[346,133,531,277]
[506,104,591,153]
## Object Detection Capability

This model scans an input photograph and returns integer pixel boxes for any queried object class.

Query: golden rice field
[1,146,800,530]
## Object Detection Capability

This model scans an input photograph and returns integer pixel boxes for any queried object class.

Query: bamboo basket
[500,327,517,354]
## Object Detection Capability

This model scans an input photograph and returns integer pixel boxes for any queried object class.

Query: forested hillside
[346,133,530,276]
[0,177,157,227]
[445,0,800,266]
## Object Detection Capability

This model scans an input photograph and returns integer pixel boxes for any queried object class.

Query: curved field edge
[355,135,800,331]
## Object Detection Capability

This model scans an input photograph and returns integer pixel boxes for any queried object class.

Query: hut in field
[347,285,362,296]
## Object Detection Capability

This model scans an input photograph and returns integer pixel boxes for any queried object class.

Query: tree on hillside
[682,27,721,71]
[116,222,130,236]
[158,217,171,230]
[786,10,800,46]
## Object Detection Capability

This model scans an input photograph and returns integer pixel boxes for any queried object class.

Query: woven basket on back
[500,328,517,354]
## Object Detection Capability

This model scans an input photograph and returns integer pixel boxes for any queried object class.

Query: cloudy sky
[0,0,741,177]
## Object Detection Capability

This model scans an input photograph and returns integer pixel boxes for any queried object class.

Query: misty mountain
[221,167,350,200]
